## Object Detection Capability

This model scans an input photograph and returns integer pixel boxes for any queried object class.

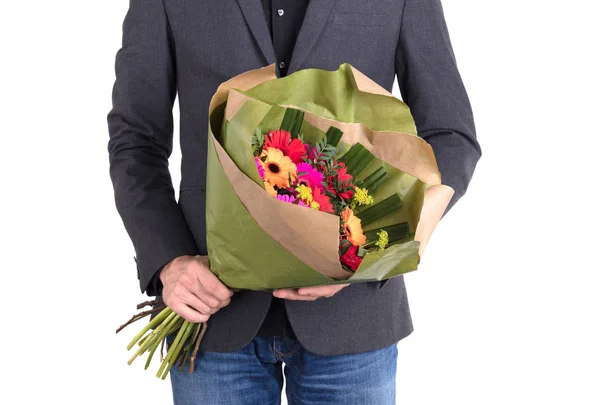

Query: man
[107,0,481,403]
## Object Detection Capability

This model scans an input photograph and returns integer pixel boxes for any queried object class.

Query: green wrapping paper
[205,63,454,291]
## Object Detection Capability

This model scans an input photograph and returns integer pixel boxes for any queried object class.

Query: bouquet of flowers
[117,63,454,378]
[250,112,409,273]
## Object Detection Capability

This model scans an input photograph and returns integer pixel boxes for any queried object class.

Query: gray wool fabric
[107,0,481,355]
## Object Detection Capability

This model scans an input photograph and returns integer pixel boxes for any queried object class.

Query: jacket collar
[236,0,336,74]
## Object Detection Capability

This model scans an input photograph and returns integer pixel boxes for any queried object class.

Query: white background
[1,0,599,404]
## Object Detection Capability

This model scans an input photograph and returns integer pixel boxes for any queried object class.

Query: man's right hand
[160,255,234,323]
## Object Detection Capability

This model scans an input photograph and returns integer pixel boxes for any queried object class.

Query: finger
[177,288,213,315]
[177,271,204,298]
[297,284,349,298]
[171,302,210,323]
[193,264,234,302]
[181,269,230,308]
[273,289,318,301]
[201,274,234,302]
[196,284,226,309]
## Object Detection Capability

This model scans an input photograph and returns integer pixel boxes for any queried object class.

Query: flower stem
[126,307,172,350]
[143,315,182,369]
[157,320,193,379]
[144,335,162,370]
[177,322,201,369]
[127,311,178,365]
[162,321,195,379]
[116,304,167,334]
[189,323,207,373]
[141,312,180,353]
[136,310,178,353]
[136,298,164,310]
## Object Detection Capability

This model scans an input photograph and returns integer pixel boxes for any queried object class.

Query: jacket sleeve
[107,0,199,296]
[395,0,482,217]
[381,0,481,290]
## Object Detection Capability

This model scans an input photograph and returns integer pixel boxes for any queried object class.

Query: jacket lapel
[236,0,277,64]
[288,0,337,74]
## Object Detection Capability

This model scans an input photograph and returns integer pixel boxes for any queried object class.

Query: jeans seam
[273,340,301,359]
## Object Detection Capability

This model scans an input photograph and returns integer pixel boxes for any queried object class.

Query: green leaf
[251,127,265,156]
[339,142,375,177]
[280,108,304,139]
[363,223,409,245]
[356,194,403,227]
[325,126,343,147]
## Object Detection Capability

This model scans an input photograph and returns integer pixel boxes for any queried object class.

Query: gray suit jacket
[107,0,481,355]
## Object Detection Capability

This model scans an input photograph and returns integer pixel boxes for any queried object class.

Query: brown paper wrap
[208,64,454,281]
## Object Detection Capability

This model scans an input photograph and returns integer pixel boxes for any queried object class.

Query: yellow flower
[376,230,389,251]
[260,147,297,188]
[295,184,313,203]
[264,181,277,197]
[310,201,320,210]
[340,207,366,246]
[351,187,374,208]
[355,187,374,205]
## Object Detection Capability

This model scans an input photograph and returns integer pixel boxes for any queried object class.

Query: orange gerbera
[340,207,366,246]
[260,147,297,188]
[264,181,277,197]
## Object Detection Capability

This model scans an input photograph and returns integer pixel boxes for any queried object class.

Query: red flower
[312,186,335,213]
[327,162,355,200]
[264,129,307,164]
[340,245,363,271]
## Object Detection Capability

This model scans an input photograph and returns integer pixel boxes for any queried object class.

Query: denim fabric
[167,335,397,405]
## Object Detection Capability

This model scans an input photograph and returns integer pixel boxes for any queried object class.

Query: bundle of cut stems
[116,300,207,380]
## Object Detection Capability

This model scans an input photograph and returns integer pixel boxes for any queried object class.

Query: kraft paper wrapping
[205,63,454,290]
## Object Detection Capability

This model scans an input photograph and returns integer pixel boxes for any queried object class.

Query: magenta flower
[296,162,324,191]
[304,144,318,161]
[255,157,265,180]
[276,194,296,204]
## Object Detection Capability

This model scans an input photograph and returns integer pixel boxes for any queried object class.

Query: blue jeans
[167,335,398,404]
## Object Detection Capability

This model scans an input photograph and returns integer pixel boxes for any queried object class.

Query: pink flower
[296,162,324,191]
[255,157,265,180]
[276,194,296,204]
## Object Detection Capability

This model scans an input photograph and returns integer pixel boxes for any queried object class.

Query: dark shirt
[261,0,310,77]
[255,0,310,340]
[149,0,310,340]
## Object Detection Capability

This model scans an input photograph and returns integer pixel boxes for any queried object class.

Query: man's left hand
[273,284,350,301]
